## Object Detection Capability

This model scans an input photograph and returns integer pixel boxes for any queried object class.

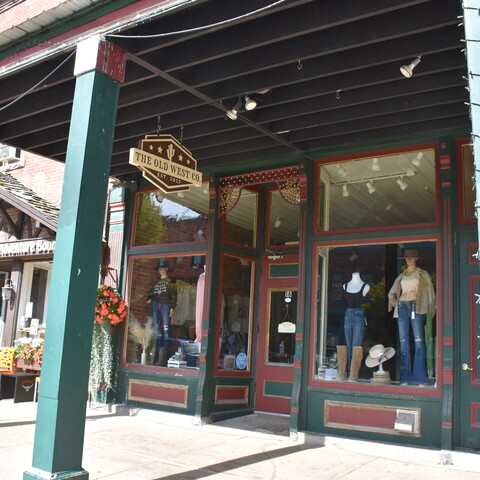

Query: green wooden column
[24,36,125,480]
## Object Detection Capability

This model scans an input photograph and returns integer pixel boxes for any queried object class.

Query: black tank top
[343,283,367,308]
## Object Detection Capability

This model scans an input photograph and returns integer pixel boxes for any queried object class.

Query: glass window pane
[225,189,257,248]
[133,185,209,246]
[218,255,254,371]
[318,149,436,231]
[268,190,299,247]
[315,241,437,387]
[125,255,206,368]
[268,289,297,364]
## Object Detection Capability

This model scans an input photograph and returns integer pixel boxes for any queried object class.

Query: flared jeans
[397,300,426,384]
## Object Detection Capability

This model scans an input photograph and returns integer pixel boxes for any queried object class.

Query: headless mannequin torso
[344,272,370,295]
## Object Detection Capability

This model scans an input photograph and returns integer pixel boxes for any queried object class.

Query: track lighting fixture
[244,95,257,111]
[226,97,242,120]
[274,216,282,228]
[400,56,421,78]
[371,158,381,172]
[342,184,350,197]
[366,181,376,194]
[337,164,348,177]
[411,152,423,168]
[396,176,408,191]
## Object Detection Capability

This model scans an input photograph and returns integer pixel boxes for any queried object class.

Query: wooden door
[255,255,297,414]
[457,232,480,450]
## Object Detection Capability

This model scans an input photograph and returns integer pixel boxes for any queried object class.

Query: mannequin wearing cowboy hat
[388,249,436,385]
[336,272,370,382]
[147,259,177,365]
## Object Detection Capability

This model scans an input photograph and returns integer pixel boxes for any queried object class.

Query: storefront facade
[0,2,478,477]
[115,134,479,452]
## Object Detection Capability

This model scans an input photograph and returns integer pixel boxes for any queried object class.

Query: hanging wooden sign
[129,134,202,193]
[278,321,296,333]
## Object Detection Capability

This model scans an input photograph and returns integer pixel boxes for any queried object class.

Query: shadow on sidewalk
[155,443,316,480]
[0,412,124,429]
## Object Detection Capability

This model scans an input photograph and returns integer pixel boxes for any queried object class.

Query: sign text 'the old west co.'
[129,134,202,193]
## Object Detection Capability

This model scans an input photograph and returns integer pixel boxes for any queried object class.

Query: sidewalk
[1,400,479,480]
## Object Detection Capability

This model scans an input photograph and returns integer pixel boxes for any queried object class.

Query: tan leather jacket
[387,268,436,318]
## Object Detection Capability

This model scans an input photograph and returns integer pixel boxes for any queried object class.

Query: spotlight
[177,191,185,198]
[366,181,376,194]
[337,164,348,177]
[411,152,423,167]
[226,97,242,120]
[396,177,408,191]
[342,184,350,197]
[226,108,238,120]
[400,56,421,78]
[371,158,381,172]
[274,216,282,228]
[244,95,257,111]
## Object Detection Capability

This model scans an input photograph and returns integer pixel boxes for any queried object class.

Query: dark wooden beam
[0,200,21,239]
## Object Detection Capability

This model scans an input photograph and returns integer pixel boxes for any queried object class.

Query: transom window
[317,148,437,232]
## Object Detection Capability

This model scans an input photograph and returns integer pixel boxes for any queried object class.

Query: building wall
[0,0,77,35]
[8,151,64,206]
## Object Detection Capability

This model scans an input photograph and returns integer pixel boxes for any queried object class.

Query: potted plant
[13,339,43,372]
[128,315,155,364]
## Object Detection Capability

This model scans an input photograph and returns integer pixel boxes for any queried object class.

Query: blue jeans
[397,300,426,384]
[152,301,171,348]
[344,308,366,367]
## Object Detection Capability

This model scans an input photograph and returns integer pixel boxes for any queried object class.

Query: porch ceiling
[0,0,469,181]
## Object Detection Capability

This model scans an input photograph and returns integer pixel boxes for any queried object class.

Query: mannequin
[147,260,177,365]
[336,272,370,382]
[388,249,436,385]
[195,265,206,342]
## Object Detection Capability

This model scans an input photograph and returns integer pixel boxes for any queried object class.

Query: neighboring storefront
[0,172,58,352]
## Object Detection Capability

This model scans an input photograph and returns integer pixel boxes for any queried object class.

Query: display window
[124,254,206,369]
[313,240,438,388]
[216,253,255,374]
[222,188,258,249]
[316,147,438,233]
[15,262,51,344]
[456,138,476,223]
[131,184,209,247]
[266,188,300,249]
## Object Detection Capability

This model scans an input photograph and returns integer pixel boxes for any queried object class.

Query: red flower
[94,285,128,326]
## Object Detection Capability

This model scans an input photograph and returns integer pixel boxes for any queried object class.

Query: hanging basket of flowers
[89,285,128,404]
[95,284,128,326]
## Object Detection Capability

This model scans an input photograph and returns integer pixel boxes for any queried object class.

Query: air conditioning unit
[0,145,20,161]
[0,145,23,170]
